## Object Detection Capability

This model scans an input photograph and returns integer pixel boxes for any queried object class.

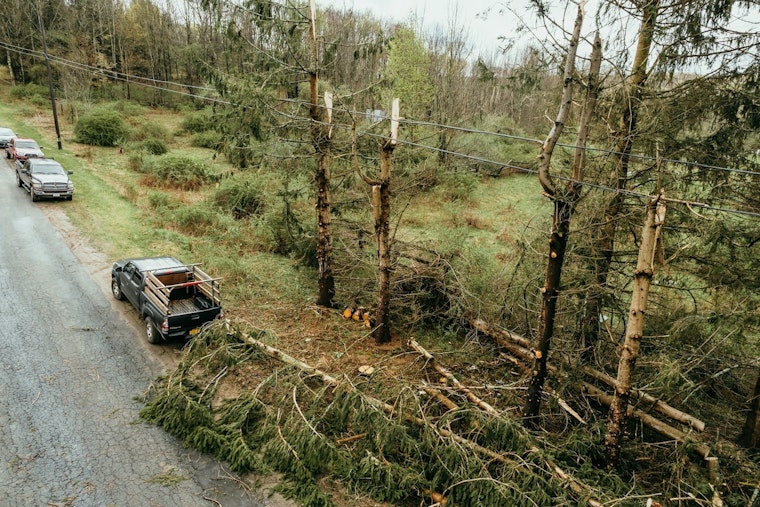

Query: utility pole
[38,8,62,150]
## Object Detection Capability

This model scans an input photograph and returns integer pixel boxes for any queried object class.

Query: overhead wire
[2,38,759,218]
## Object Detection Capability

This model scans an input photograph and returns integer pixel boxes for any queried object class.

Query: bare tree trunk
[739,370,760,449]
[605,193,666,468]
[371,99,399,345]
[524,199,573,424]
[373,155,392,344]
[6,49,14,86]
[588,0,659,357]
[308,1,335,308]
[522,2,585,424]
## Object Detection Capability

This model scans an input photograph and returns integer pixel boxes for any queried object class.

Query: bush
[174,205,218,235]
[142,154,218,190]
[213,175,266,219]
[147,190,171,209]
[140,139,168,155]
[180,111,214,133]
[74,109,130,147]
[10,83,48,100]
[132,119,171,142]
[190,131,220,149]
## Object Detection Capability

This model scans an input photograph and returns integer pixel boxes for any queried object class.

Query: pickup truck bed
[111,256,223,344]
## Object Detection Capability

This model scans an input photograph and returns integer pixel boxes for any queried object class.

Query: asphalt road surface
[0,157,284,506]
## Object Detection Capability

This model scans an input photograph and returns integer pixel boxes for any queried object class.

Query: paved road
[0,158,273,506]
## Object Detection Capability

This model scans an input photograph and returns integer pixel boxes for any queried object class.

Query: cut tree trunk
[605,194,666,468]
[523,1,586,424]
[589,0,659,356]
[309,5,335,308]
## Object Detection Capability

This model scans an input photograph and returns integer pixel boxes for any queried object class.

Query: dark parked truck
[111,256,223,344]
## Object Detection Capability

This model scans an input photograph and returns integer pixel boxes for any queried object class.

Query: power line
[3,39,759,218]
[5,36,758,179]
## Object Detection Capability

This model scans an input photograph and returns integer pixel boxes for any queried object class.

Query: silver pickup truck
[15,157,74,201]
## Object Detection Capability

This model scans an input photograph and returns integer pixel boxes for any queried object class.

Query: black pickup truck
[111,256,223,344]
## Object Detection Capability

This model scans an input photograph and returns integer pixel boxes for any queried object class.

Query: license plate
[52,193,60,197]
[189,328,200,336]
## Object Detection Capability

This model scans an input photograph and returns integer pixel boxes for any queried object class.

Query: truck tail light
[161,319,169,333]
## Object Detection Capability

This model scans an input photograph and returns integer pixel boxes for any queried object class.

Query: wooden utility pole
[605,192,666,468]
[308,0,336,308]
[38,8,62,150]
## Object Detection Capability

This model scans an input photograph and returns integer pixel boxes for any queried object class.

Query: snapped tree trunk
[308,1,335,308]
[605,193,666,469]
[372,164,392,344]
[739,369,760,449]
[522,3,586,424]
[586,0,659,358]
[523,199,572,423]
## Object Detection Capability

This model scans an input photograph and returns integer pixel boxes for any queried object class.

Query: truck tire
[111,279,125,300]
[145,317,161,345]
[30,188,38,202]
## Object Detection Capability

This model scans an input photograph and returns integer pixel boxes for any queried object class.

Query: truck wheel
[30,188,38,202]
[145,317,161,344]
[111,279,125,300]
[15,172,21,187]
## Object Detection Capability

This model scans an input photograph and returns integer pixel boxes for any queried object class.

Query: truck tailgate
[166,306,222,337]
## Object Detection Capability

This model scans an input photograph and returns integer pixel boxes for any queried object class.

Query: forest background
[1,0,760,506]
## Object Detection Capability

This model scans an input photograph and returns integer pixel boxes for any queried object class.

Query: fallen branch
[470,318,706,432]
[412,338,585,424]
[336,433,367,445]
[583,384,712,459]
[420,384,460,411]
[236,328,605,507]
[408,338,498,415]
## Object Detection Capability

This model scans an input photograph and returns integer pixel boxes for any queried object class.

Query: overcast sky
[314,0,523,58]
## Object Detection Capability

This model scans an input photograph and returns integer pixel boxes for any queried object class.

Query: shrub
[213,175,266,219]
[140,139,168,155]
[174,205,218,235]
[436,170,478,201]
[132,119,171,142]
[190,131,220,149]
[10,83,48,100]
[180,111,214,133]
[142,154,218,190]
[147,191,171,209]
[74,109,130,147]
